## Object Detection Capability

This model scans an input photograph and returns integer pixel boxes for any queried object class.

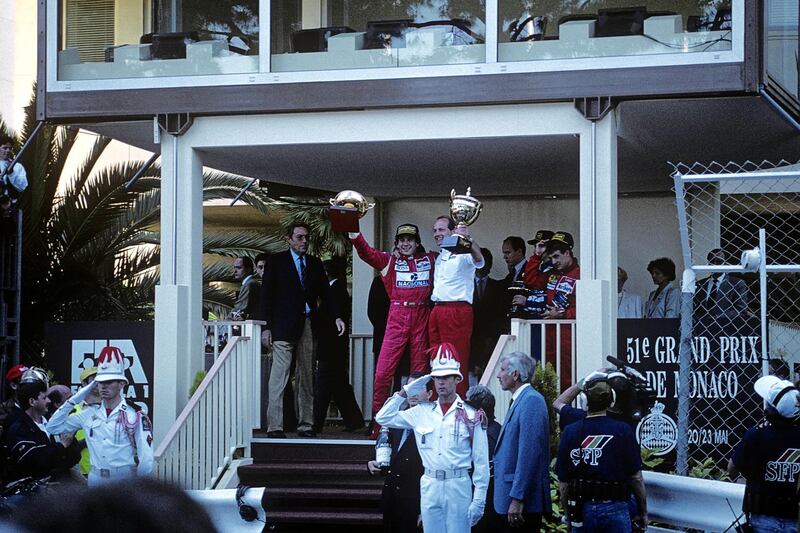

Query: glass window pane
[58,0,259,81]
[498,1,733,63]
[765,0,799,99]
[271,1,486,73]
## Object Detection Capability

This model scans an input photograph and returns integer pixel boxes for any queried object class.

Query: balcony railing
[49,0,744,88]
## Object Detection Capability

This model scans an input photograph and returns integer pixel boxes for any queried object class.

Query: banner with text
[617,317,762,468]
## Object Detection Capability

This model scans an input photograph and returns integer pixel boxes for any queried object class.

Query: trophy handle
[329,198,336,207]
[450,189,456,201]
[367,202,376,211]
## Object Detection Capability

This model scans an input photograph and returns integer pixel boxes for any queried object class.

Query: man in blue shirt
[729,375,800,533]
[556,373,647,532]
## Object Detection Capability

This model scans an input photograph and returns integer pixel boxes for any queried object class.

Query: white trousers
[88,465,137,486]
[419,474,472,533]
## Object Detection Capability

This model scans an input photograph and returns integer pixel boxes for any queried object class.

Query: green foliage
[640,447,665,470]
[689,457,730,481]
[544,458,568,532]
[190,370,207,397]
[532,362,561,457]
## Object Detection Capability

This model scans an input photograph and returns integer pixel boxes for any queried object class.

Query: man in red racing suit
[351,224,438,420]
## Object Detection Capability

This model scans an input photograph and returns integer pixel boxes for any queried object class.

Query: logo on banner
[765,448,800,482]
[571,435,613,466]
[71,339,150,413]
[637,402,677,456]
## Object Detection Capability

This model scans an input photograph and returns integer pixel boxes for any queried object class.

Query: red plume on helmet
[94,346,128,384]
[428,343,462,381]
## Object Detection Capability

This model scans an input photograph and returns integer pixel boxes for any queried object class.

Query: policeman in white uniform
[376,344,490,533]
[47,346,153,486]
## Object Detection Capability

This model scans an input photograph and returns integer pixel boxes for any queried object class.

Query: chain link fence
[670,159,800,478]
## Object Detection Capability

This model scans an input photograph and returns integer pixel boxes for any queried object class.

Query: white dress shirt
[432,249,484,303]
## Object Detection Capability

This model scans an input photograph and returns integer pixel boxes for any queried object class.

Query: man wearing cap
[375,344,490,533]
[522,230,555,291]
[728,375,800,532]
[494,352,551,532]
[540,231,580,390]
[351,223,438,429]
[430,216,485,398]
[47,346,153,486]
[556,373,647,532]
[0,364,28,439]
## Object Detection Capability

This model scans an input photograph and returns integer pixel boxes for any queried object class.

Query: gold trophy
[329,190,375,233]
[441,187,482,253]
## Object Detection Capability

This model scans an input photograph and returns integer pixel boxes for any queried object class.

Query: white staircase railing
[481,319,576,423]
[155,321,262,489]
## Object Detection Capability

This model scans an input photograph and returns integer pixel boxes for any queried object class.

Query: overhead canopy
[81,95,799,198]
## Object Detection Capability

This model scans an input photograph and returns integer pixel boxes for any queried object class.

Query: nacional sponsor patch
[555,276,577,294]
[396,270,430,288]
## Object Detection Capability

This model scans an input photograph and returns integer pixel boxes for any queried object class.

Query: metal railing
[155,321,262,489]
[480,319,577,423]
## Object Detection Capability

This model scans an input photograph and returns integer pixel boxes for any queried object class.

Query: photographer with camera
[0,136,28,212]
[553,356,655,431]
[556,373,648,532]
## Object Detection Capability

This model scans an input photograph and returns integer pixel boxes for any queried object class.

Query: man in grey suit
[493,352,551,531]
[698,248,748,319]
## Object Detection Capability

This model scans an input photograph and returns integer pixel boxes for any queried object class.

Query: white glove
[348,232,360,240]
[68,380,97,405]
[403,374,431,397]
[468,500,484,526]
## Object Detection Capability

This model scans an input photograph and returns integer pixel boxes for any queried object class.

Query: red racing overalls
[352,234,437,415]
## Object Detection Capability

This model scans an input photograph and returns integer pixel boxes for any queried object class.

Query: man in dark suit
[696,248,748,320]
[230,256,260,320]
[259,223,344,438]
[471,248,505,379]
[313,258,364,433]
[493,351,551,532]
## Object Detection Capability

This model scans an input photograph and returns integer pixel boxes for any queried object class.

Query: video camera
[605,355,656,424]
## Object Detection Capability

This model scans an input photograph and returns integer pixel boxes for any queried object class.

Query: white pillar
[352,203,377,336]
[153,132,204,445]
[576,110,618,379]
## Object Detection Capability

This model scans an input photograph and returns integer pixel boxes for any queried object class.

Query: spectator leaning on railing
[0,135,28,214]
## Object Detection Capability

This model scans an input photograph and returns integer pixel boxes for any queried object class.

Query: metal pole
[2,121,45,177]
[676,269,694,477]
[125,153,159,190]
[759,228,768,376]
[171,135,178,285]
[230,177,259,206]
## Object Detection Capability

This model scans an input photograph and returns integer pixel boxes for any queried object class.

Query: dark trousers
[313,335,364,431]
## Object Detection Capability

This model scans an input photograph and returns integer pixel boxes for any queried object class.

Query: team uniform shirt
[523,255,552,291]
[352,234,436,303]
[556,415,641,484]
[47,399,154,479]
[431,249,484,304]
[545,262,581,319]
[376,393,489,501]
[732,423,800,519]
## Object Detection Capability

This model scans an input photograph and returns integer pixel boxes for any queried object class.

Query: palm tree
[7,97,345,363]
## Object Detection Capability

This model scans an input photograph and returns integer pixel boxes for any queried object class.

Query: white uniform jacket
[47,399,153,476]
[376,393,489,505]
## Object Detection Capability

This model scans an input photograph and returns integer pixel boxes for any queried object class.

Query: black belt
[571,479,628,501]
[744,488,797,519]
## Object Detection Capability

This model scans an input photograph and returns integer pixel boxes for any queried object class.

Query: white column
[153,132,204,445]
[576,111,618,379]
[352,203,377,335]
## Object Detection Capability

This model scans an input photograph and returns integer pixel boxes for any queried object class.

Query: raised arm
[351,233,391,271]
[46,382,94,435]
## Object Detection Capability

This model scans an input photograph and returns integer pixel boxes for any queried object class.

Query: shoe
[266,430,286,438]
[343,423,366,433]
[297,429,316,438]
[364,420,375,437]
